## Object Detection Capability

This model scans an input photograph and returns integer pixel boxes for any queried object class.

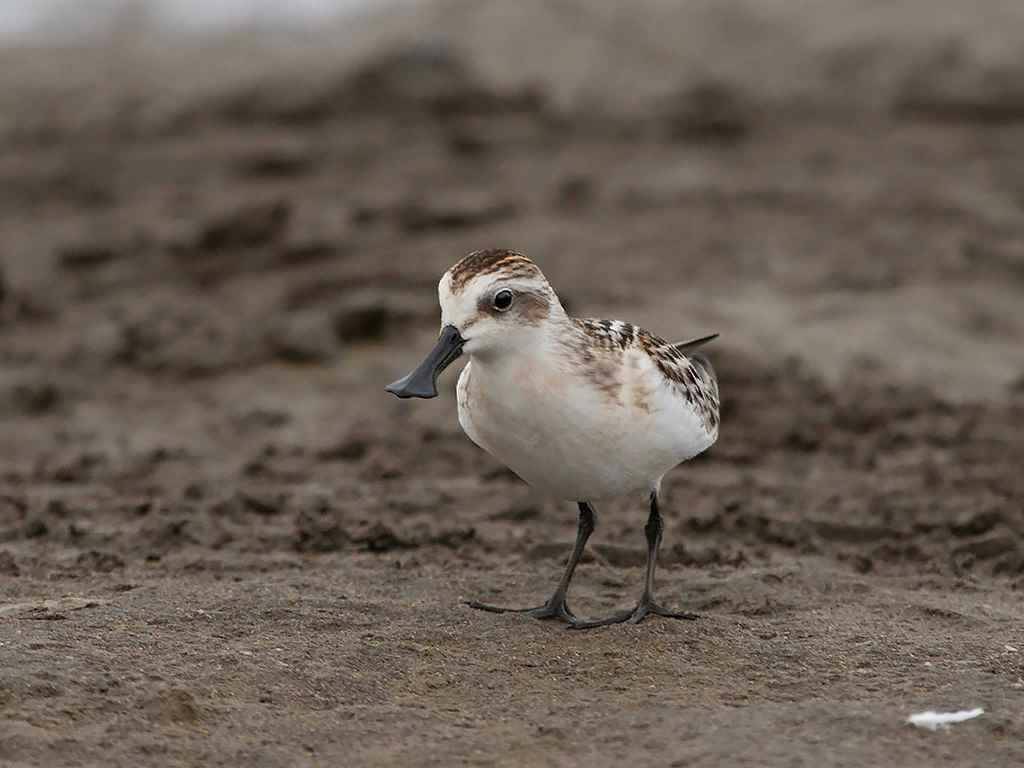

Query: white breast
[456,348,714,502]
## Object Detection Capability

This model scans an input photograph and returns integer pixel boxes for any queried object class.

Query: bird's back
[569,318,719,438]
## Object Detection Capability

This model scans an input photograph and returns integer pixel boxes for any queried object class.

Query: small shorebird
[386,249,719,628]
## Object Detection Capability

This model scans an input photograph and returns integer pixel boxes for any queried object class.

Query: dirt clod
[145,689,201,725]
[233,144,314,179]
[666,81,752,143]
[396,194,518,233]
[75,550,125,573]
[0,550,18,576]
[23,519,48,539]
[57,242,120,270]
[10,380,61,415]
[332,298,415,342]
[196,199,291,251]
[264,310,337,363]
[295,504,349,553]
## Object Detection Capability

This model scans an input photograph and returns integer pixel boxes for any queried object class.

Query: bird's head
[385,249,565,399]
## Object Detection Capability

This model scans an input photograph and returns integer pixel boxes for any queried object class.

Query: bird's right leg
[467,501,595,623]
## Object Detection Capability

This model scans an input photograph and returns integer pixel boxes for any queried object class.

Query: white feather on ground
[907,708,984,731]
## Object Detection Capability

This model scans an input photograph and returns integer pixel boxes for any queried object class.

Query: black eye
[492,289,514,311]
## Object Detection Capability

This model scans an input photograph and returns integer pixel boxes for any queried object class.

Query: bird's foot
[466,595,576,623]
[569,596,698,630]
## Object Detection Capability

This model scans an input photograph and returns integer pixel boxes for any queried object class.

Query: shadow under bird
[385,249,720,629]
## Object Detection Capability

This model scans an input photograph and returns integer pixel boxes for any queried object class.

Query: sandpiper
[386,249,719,628]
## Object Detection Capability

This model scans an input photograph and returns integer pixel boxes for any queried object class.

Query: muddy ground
[2,9,1024,766]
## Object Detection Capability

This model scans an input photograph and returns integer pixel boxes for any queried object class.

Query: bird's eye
[493,289,514,311]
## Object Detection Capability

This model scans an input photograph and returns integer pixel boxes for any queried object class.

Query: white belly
[456,356,714,501]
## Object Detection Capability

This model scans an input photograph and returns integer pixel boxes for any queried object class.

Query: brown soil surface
[2,8,1024,766]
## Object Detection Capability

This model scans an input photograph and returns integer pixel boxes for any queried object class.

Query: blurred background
[1,2,1023,765]
[2,0,1024,396]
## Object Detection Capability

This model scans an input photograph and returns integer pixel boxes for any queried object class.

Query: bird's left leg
[571,492,697,629]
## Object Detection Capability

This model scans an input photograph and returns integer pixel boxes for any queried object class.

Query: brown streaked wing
[639,328,720,435]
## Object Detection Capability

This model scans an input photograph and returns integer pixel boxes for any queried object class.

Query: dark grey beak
[385,325,465,399]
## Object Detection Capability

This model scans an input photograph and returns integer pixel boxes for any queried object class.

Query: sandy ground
[1,3,1024,765]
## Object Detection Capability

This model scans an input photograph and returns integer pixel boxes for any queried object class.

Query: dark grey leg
[570,492,697,629]
[467,502,595,623]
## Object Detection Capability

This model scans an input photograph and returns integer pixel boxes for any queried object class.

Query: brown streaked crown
[447,249,543,292]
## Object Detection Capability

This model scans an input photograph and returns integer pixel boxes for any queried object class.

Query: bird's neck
[468,314,574,375]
